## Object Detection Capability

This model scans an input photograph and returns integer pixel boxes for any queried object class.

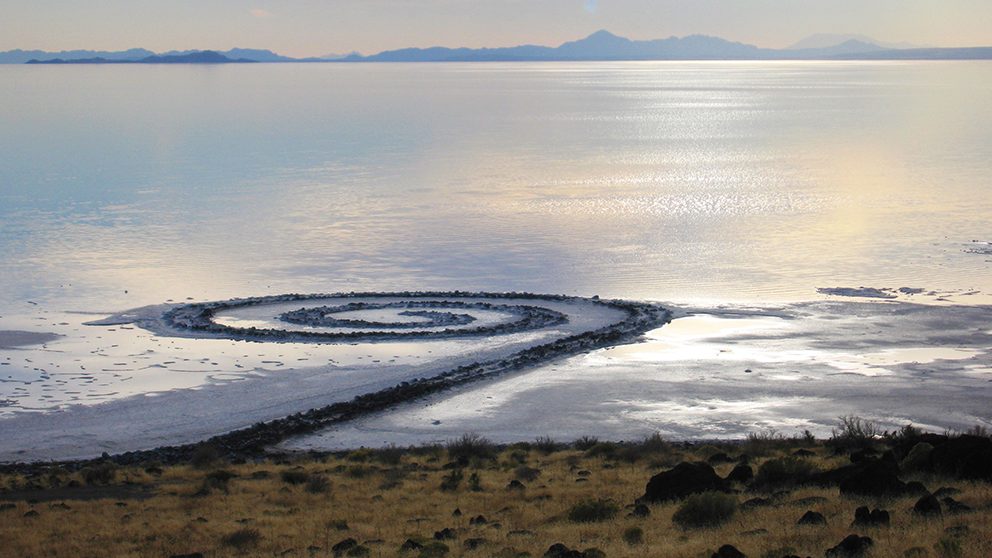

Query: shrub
[468,472,482,492]
[507,449,529,464]
[744,429,788,456]
[419,541,450,557]
[672,492,737,529]
[221,527,260,550]
[935,536,963,558]
[622,526,643,545]
[190,445,220,469]
[751,456,818,491]
[965,424,990,438]
[618,433,670,462]
[514,466,541,482]
[280,469,310,485]
[203,469,236,492]
[440,469,463,491]
[81,462,117,485]
[896,424,923,440]
[567,498,619,522]
[345,465,374,478]
[372,444,405,465]
[534,436,560,454]
[830,415,881,450]
[305,474,331,494]
[585,442,619,459]
[901,442,934,473]
[346,448,372,462]
[573,436,600,451]
[446,433,496,462]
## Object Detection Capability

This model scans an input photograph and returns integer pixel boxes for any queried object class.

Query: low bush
[573,436,600,451]
[280,469,310,485]
[81,462,117,485]
[617,433,670,462]
[534,436,561,454]
[439,469,462,491]
[202,469,236,493]
[305,474,331,494]
[514,466,541,482]
[585,442,619,459]
[567,498,619,523]
[446,433,496,462]
[622,526,643,545]
[372,444,405,465]
[830,415,881,450]
[468,472,482,492]
[221,527,260,550]
[751,456,818,491]
[190,445,220,469]
[672,492,737,529]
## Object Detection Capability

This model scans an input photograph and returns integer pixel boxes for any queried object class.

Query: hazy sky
[3,0,991,57]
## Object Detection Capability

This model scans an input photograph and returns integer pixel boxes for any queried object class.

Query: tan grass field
[1,435,990,558]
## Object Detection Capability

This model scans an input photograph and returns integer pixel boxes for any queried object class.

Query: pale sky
[2,0,991,57]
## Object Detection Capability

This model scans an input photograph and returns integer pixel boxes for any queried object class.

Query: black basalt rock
[942,497,972,514]
[838,460,907,497]
[641,462,727,502]
[851,506,890,527]
[929,435,992,481]
[725,464,753,483]
[797,510,826,525]
[825,534,873,557]
[913,494,942,517]
[711,544,746,558]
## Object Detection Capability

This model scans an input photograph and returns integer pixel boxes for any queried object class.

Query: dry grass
[1,440,990,558]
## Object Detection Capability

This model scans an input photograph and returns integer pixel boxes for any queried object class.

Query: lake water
[2,61,990,312]
[1,62,991,454]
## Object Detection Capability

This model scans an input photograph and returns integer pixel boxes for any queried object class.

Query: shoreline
[0,292,672,473]
[2,291,990,472]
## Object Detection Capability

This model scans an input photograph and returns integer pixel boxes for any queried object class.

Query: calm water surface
[1,61,990,313]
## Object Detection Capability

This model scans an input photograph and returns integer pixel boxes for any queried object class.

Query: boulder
[433,528,457,540]
[900,442,933,473]
[797,510,826,525]
[629,503,651,518]
[825,535,873,557]
[641,462,727,502]
[942,497,972,514]
[851,506,889,527]
[543,543,583,558]
[838,461,907,497]
[726,464,754,483]
[913,494,942,517]
[332,538,358,557]
[929,435,992,481]
[711,544,746,558]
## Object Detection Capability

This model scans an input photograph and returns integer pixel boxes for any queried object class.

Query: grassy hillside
[1,424,990,557]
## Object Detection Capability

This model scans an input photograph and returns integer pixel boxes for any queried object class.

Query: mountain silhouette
[26,51,254,64]
[7,31,992,64]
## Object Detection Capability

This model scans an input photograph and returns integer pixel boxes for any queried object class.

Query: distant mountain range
[25,51,258,64]
[4,31,991,64]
